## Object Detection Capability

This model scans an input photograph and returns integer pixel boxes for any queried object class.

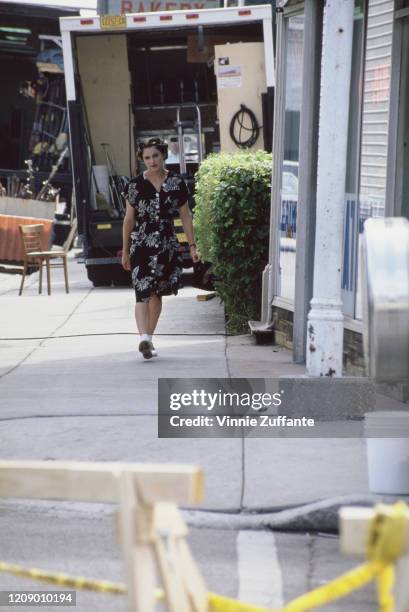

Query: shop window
[398,21,409,221]
[393,8,409,222]
[278,13,304,302]
[341,0,394,320]
[342,0,365,318]
[356,0,394,319]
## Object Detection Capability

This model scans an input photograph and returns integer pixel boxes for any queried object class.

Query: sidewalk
[0,257,407,512]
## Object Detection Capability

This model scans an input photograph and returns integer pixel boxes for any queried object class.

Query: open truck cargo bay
[60,5,274,286]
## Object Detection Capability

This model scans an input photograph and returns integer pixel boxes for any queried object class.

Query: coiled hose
[229,104,261,149]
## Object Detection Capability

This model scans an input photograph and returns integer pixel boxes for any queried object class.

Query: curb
[1,494,408,533]
[182,494,409,532]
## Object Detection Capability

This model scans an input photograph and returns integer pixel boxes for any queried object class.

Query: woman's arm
[122,201,135,271]
[179,202,200,263]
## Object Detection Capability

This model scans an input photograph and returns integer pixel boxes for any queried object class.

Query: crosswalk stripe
[237,530,284,609]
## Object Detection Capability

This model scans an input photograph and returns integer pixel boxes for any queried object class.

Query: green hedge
[194,151,272,333]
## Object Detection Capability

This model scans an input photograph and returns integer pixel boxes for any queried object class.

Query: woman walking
[122,137,200,359]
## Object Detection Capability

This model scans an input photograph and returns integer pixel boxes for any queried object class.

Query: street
[0,258,405,610]
[0,503,378,611]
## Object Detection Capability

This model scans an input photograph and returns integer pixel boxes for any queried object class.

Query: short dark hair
[137,137,168,161]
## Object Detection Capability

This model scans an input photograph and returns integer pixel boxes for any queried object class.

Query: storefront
[264,0,322,361]
[262,0,407,382]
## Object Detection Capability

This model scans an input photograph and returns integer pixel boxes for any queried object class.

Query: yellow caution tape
[0,503,406,611]
[209,592,273,611]
[280,561,385,612]
[376,565,394,612]
[209,561,384,612]
[367,501,408,563]
[209,502,408,612]
[0,561,169,600]
[366,501,408,612]
[0,562,126,595]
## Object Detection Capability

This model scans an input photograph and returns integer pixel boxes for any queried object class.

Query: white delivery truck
[59,5,274,286]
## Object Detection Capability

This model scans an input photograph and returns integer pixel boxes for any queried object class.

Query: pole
[306,0,355,378]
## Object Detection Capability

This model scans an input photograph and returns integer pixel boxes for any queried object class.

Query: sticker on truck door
[217,65,242,88]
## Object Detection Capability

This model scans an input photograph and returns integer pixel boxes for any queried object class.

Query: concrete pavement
[0,260,240,510]
[1,256,407,509]
[0,257,407,610]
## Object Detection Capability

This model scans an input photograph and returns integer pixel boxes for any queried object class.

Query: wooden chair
[19,223,72,295]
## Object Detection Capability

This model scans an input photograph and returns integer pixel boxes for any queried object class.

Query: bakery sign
[102,0,219,12]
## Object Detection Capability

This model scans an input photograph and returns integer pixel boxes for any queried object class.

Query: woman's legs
[134,294,162,335]
[135,294,162,358]
[135,301,153,359]
[147,294,162,335]
[135,302,150,335]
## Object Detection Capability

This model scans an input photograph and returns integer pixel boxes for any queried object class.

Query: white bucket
[365,411,409,494]
[91,165,111,210]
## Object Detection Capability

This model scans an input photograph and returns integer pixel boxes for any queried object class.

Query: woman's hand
[190,245,200,264]
[122,252,131,271]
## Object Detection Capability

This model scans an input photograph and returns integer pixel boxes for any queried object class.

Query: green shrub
[194,150,272,333]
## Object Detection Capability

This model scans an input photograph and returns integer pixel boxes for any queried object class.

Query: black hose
[229,104,261,149]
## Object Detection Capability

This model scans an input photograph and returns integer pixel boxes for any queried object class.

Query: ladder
[175,105,204,175]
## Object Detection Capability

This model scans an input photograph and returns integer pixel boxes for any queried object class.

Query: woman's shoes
[138,340,153,359]
[138,340,158,359]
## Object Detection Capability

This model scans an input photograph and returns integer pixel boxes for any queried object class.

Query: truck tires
[86,265,112,287]
[112,266,132,286]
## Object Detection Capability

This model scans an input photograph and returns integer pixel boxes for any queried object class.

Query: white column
[306,0,355,377]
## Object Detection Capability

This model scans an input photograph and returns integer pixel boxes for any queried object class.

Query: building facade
[263,0,409,385]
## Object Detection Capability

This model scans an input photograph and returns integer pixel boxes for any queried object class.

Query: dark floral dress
[123,171,189,302]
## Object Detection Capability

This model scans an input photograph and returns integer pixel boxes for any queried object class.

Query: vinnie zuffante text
[169,414,315,428]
